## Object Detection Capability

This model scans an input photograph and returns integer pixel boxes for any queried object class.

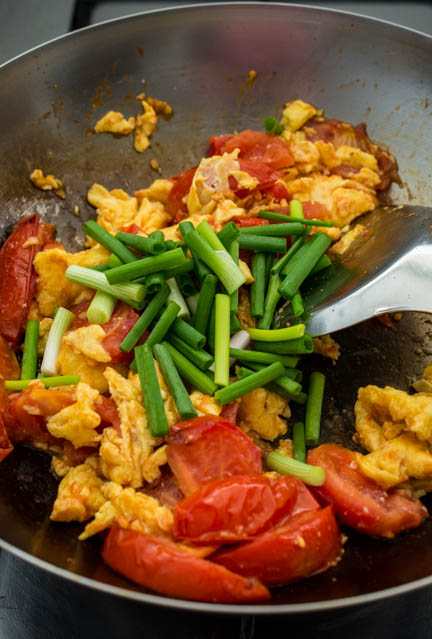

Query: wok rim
[1,0,432,614]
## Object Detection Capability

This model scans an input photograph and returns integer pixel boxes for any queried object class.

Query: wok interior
[1,3,432,611]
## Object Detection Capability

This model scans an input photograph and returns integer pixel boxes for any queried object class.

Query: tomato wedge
[102,527,270,603]
[307,443,428,538]
[232,217,269,228]
[167,415,262,496]
[209,130,294,170]
[167,167,197,222]
[172,475,298,545]
[213,505,341,587]
[0,412,12,461]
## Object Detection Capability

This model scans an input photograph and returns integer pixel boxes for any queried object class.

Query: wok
[1,2,432,615]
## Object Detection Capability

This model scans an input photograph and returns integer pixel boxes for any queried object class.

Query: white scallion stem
[65,265,146,303]
[186,294,199,315]
[41,307,75,376]
[166,278,190,319]
[87,290,117,324]
[266,451,326,486]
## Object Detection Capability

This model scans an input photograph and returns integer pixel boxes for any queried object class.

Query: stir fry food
[0,98,430,603]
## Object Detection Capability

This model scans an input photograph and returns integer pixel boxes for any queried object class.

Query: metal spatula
[278,205,432,337]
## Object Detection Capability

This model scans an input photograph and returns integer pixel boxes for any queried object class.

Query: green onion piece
[165,239,177,251]
[176,272,197,298]
[179,221,212,281]
[245,362,302,396]
[5,375,80,391]
[145,271,165,294]
[153,344,198,420]
[305,371,326,447]
[308,254,332,277]
[193,274,217,336]
[105,248,186,285]
[237,235,287,253]
[269,385,307,405]
[162,259,195,280]
[87,290,117,324]
[119,284,170,353]
[214,294,230,386]
[217,222,240,248]
[108,254,123,268]
[89,263,110,272]
[82,220,137,263]
[253,336,314,354]
[259,210,334,228]
[279,232,332,299]
[65,265,146,304]
[271,234,306,275]
[146,301,180,348]
[293,422,306,463]
[266,451,325,486]
[291,291,304,318]
[207,301,216,354]
[166,333,213,371]
[166,278,190,319]
[135,343,169,437]
[248,325,305,342]
[265,254,273,285]
[196,220,227,253]
[186,295,199,315]
[230,313,242,334]
[116,231,166,256]
[238,223,305,237]
[214,362,285,405]
[250,253,266,318]
[228,348,299,368]
[20,320,39,380]
[149,231,164,241]
[182,229,245,295]
[246,360,302,385]
[170,317,206,349]
[256,271,281,330]
[290,199,304,219]
[228,240,239,314]
[237,366,304,402]
[41,307,75,376]
[163,341,217,395]
[264,116,284,135]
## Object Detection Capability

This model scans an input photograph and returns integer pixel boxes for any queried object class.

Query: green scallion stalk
[241,363,302,397]
[145,301,180,348]
[259,210,334,228]
[186,295,199,315]
[291,291,304,318]
[176,272,197,298]
[87,290,117,324]
[253,335,314,354]
[193,274,217,336]
[105,248,186,285]
[289,199,304,219]
[5,375,80,391]
[196,220,227,253]
[108,254,123,268]
[166,333,213,371]
[170,317,206,349]
[119,284,170,353]
[228,348,299,368]
[266,451,325,486]
[65,265,146,304]
[308,254,332,277]
[116,231,166,256]
[135,343,169,437]
[179,221,212,281]
[305,371,326,447]
[214,361,285,405]
[145,271,165,294]
[264,116,284,135]
[250,253,266,318]
[293,422,306,463]
[214,294,230,386]
[20,320,39,380]
[265,254,273,286]
[89,263,110,272]
[41,307,75,376]
[271,235,306,275]
[217,222,240,249]
[207,301,216,354]
[237,235,287,253]
[82,220,137,263]
[166,277,190,319]
[268,384,307,405]
[165,240,177,251]
[162,259,195,280]
[228,240,239,314]
[238,223,305,237]
[153,344,198,420]
[279,232,332,299]
[256,271,281,330]
[149,231,164,241]
[163,341,217,395]
[230,313,242,334]
[247,325,305,342]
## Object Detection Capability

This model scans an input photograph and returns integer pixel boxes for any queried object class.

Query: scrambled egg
[331,224,367,255]
[57,343,126,394]
[30,169,65,199]
[50,461,106,522]
[135,178,173,205]
[237,387,291,440]
[63,325,111,363]
[313,335,340,361]
[94,110,135,135]
[281,99,319,132]
[189,391,222,416]
[134,100,157,152]
[187,151,240,215]
[47,382,102,448]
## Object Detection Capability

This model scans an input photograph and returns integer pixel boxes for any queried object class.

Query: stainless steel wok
[1,2,432,615]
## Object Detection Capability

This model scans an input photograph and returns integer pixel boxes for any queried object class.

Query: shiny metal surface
[1,2,432,614]
[302,205,432,336]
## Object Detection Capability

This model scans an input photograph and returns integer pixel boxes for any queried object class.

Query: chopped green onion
[108,254,123,268]
[119,284,170,353]
[247,325,305,342]
[264,116,284,135]
[228,348,299,368]
[259,210,334,228]
[149,231,164,241]
[237,235,287,253]
[257,271,281,330]
[166,278,190,319]
[207,301,216,354]
[271,235,306,275]
[291,291,304,318]
[145,271,165,294]
[214,361,285,405]
[289,199,304,219]
[196,220,227,253]
[41,307,75,376]
[228,240,239,314]
[186,295,199,315]
[266,451,325,486]
[20,320,39,380]
[293,422,306,463]
[179,221,212,281]
[82,220,137,263]
[193,274,217,336]
[305,371,326,447]
[166,333,213,371]
[238,364,302,398]
[116,231,166,256]
[105,248,186,285]
[250,253,266,318]
[238,223,305,237]
[87,290,117,324]
[279,232,332,299]
[162,259,195,280]
[145,301,180,348]
[308,254,332,277]
[267,383,307,405]
[5,375,80,391]
[214,294,230,386]
[176,272,197,298]
[135,343,169,437]
[170,317,206,349]
[153,344,198,420]
[89,263,110,272]
[163,341,217,395]
[217,222,240,248]
[253,336,314,354]
[230,313,242,334]
[65,265,146,304]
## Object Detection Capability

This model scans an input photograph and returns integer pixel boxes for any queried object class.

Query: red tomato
[0,214,54,345]
[172,475,298,544]
[218,401,240,423]
[232,217,269,228]
[166,167,197,222]
[167,415,262,496]
[102,527,270,603]
[209,130,294,171]
[120,223,142,234]
[95,396,121,433]
[302,201,331,221]
[0,413,12,462]
[213,505,341,587]
[0,335,20,381]
[307,443,428,537]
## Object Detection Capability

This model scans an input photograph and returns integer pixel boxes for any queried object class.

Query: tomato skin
[102,527,270,603]
[172,475,298,545]
[233,217,269,228]
[0,413,12,461]
[167,167,197,222]
[218,401,240,423]
[209,130,294,171]
[167,416,262,496]
[0,214,54,345]
[213,505,341,587]
[307,443,428,538]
